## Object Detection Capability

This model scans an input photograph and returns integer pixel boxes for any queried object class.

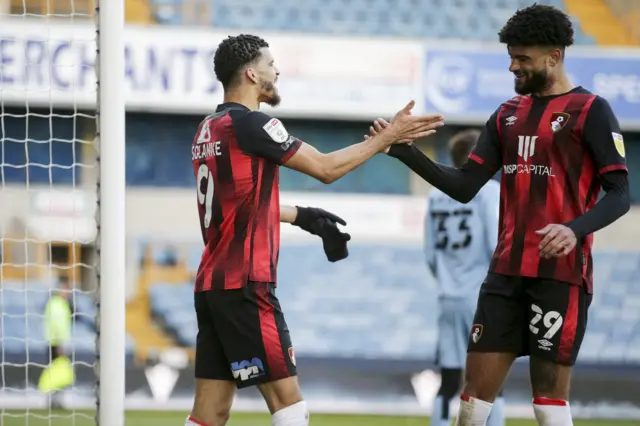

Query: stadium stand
[126,0,154,23]
[124,240,193,361]
[124,113,411,193]
[1,280,136,365]
[146,0,597,44]
[10,0,153,22]
[605,0,640,43]
[9,0,633,45]
[148,242,438,361]
[9,0,94,15]
[143,242,640,365]
[564,0,637,46]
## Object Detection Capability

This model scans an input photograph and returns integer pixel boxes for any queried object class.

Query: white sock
[185,416,209,426]
[533,398,573,426]
[272,401,309,426]
[455,394,493,426]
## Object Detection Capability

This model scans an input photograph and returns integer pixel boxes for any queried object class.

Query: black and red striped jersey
[469,87,628,293]
[191,102,302,291]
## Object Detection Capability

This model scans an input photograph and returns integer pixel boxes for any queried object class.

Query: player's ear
[245,67,259,85]
[547,48,562,67]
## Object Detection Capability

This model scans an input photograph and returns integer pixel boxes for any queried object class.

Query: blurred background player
[187,34,444,426]
[39,275,76,409]
[425,130,505,426]
[383,4,630,426]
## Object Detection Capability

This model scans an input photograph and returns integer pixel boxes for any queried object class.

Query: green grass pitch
[1,411,638,426]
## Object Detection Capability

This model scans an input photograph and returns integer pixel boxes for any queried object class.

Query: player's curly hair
[498,3,574,49]
[449,129,481,168]
[213,34,269,89]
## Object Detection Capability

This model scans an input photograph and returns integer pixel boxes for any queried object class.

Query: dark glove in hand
[293,206,350,262]
[309,217,351,262]
[292,206,346,234]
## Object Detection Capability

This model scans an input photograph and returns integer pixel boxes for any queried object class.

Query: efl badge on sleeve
[612,132,625,157]
[550,112,570,133]
[470,324,483,344]
[262,118,290,143]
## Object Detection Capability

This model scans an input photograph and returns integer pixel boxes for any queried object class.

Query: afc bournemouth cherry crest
[470,324,483,343]
[288,346,296,367]
[550,112,570,133]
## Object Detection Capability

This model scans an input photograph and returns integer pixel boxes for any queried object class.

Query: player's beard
[514,68,549,95]
[261,79,281,107]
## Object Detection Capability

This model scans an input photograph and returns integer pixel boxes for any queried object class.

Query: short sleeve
[582,96,628,175]
[233,111,302,165]
[468,108,502,175]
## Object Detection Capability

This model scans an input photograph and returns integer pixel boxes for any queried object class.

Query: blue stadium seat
[166,309,197,343]
[140,0,595,48]
[177,0,599,43]
[187,245,203,273]
[143,243,640,364]
[150,245,179,266]
[0,110,80,185]
[147,242,439,360]
[73,291,98,325]
[578,332,606,362]
[126,143,156,186]
[149,0,184,25]
[1,284,135,364]
[149,283,192,320]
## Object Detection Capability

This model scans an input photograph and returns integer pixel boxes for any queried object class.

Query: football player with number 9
[186,34,445,426]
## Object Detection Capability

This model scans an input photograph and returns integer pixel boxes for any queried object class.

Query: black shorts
[194,281,297,388]
[467,273,592,366]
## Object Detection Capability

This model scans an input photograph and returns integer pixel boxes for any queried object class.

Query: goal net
[0,1,125,424]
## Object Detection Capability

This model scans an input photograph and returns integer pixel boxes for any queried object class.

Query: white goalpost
[0,1,126,425]
[96,0,126,425]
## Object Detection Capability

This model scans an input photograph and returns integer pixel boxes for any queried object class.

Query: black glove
[292,206,347,234]
[311,217,351,262]
[293,206,351,262]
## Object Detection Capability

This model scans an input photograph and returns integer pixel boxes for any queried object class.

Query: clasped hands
[363,112,577,259]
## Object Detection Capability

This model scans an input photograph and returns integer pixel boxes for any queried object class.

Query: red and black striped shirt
[469,87,628,292]
[191,102,302,291]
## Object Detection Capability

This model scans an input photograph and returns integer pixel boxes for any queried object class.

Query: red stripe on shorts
[256,285,288,380]
[557,285,580,364]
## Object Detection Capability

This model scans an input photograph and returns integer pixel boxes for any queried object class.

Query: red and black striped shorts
[467,273,592,366]
[194,281,297,388]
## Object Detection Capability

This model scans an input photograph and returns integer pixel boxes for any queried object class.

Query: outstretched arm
[371,109,503,203]
[283,102,444,183]
[283,137,394,184]
[234,101,443,184]
[387,144,495,203]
